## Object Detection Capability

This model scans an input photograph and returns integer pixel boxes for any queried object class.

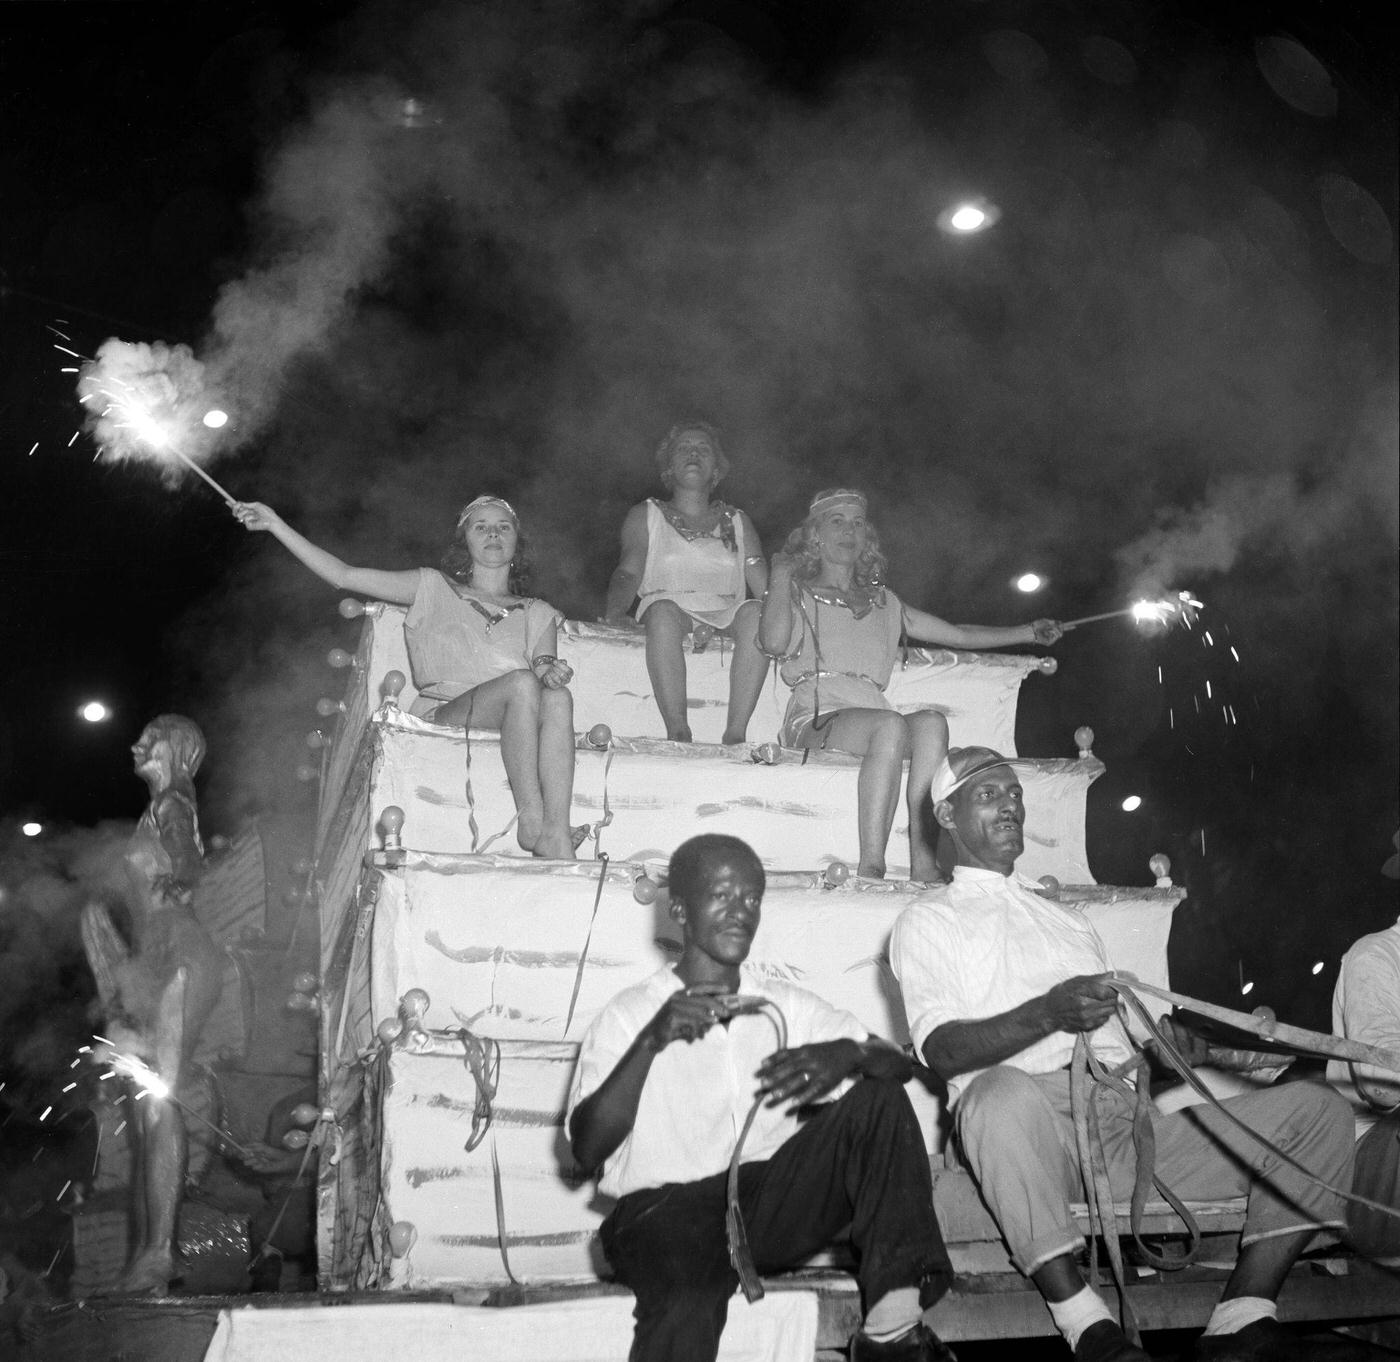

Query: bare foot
[720,729,747,745]
[516,811,543,853]
[666,726,693,743]
[532,829,577,860]
[116,1247,178,1295]
[857,861,887,879]
[909,860,947,885]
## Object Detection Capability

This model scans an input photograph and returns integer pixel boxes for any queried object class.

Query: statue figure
[82,715,225,1294]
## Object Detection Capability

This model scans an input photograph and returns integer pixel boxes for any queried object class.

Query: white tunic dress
[635,498,749,629]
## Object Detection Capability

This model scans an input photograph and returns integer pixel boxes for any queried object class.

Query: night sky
[1,0,1396,1034]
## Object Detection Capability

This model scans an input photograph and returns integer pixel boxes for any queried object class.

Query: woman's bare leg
[904,709,951,882]
[436,670,549,852]
[799,708,910,878]
[721,601,770,745]
[642,600,692,741]
[533,686,577,860]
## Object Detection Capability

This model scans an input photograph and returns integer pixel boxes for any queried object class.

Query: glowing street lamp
[21,822,43,838]
[202,409,229,429]
[1014,572,1045,593]
[1121,796,1142,812]
[79,701,111,723]
[938,198,1002,235]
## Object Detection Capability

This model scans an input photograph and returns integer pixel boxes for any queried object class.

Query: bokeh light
[1255,35,1337,118]
[937,198,1001,235]
[1317,174,1394,264]
[1081,35,1138,87]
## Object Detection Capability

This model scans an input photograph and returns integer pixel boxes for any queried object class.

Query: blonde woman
[760,489,1061,881]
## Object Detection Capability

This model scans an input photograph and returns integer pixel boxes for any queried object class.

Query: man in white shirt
[1328,887,1400,1259]
[890,748,1355,1362]
[568,833,954,1362]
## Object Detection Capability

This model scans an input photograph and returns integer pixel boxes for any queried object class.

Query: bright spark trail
[91,1037,256,1159]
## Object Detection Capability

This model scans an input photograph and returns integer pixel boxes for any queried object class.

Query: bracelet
[531,654,557,670]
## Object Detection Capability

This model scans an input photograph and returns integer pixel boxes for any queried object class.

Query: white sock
[862,1286,921,1340]
[1203,1297,1277,1336]
[1047,1286,1114,1351]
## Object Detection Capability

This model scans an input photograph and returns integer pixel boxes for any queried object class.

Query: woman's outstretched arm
[233,502,421,606]
[900,602,1062,650]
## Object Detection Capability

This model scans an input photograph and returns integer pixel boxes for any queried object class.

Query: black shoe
[1189,1318,1383,1361]
[849,1320,958,1361]
[1075,1320,1151,1362]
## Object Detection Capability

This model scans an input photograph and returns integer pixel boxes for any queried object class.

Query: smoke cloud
[109,0,1392,820]
[76,338,217,474]
[203,78,436,447]
[0,823,130,1099]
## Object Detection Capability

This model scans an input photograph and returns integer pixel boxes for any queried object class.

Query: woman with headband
[233,496,579,860]
[759,489,1062,882]
[603,421,769,744]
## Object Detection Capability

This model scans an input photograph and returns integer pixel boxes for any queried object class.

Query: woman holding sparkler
[234,497,579,860]
[602,421,769,743]
[760,489,1062,882]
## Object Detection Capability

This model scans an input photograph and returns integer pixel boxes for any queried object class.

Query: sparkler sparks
[76,338,238,506]
[94,1038,170,1100]
[1063,589,1203,633]
[89,1036,255,1157]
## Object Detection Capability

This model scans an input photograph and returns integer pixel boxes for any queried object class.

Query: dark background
[1,0,1395,1037]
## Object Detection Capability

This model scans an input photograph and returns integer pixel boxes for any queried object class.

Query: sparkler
[75,338,238,506]
[91,1036,255,1160]
[1062,590,1203,633]
[101,388,237,506]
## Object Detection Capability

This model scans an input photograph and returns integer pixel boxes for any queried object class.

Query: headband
[457,495,519,529]
[808,488,867,517]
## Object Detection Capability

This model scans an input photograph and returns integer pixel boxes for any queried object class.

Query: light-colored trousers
[955,1066,1355,1276]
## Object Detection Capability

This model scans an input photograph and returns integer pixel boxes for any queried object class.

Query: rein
[723,998,790,1302]
[1071,976,1400,1343]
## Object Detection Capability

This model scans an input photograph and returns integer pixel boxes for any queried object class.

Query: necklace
[655,498,738,551]
[463,594,527,633]
[806,583,884,620]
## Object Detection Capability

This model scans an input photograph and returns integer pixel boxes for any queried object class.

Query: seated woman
[234,496,578,860]
[759,488,1061,882]
[603,421,768,744]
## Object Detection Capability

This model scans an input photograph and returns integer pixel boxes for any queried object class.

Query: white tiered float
[301,605,1390,1352]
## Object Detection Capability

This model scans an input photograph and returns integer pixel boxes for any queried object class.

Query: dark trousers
[600,1078,952,1362]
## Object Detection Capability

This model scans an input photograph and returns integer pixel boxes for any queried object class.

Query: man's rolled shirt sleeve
[1341,941,1400,1111]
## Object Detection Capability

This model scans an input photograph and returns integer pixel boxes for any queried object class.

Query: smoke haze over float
[1,4,1394,1005]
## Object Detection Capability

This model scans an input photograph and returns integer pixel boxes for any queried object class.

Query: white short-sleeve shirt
[1327,918,1400,1139]
[568,965,868,1199]
[890,866,1135,1107]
